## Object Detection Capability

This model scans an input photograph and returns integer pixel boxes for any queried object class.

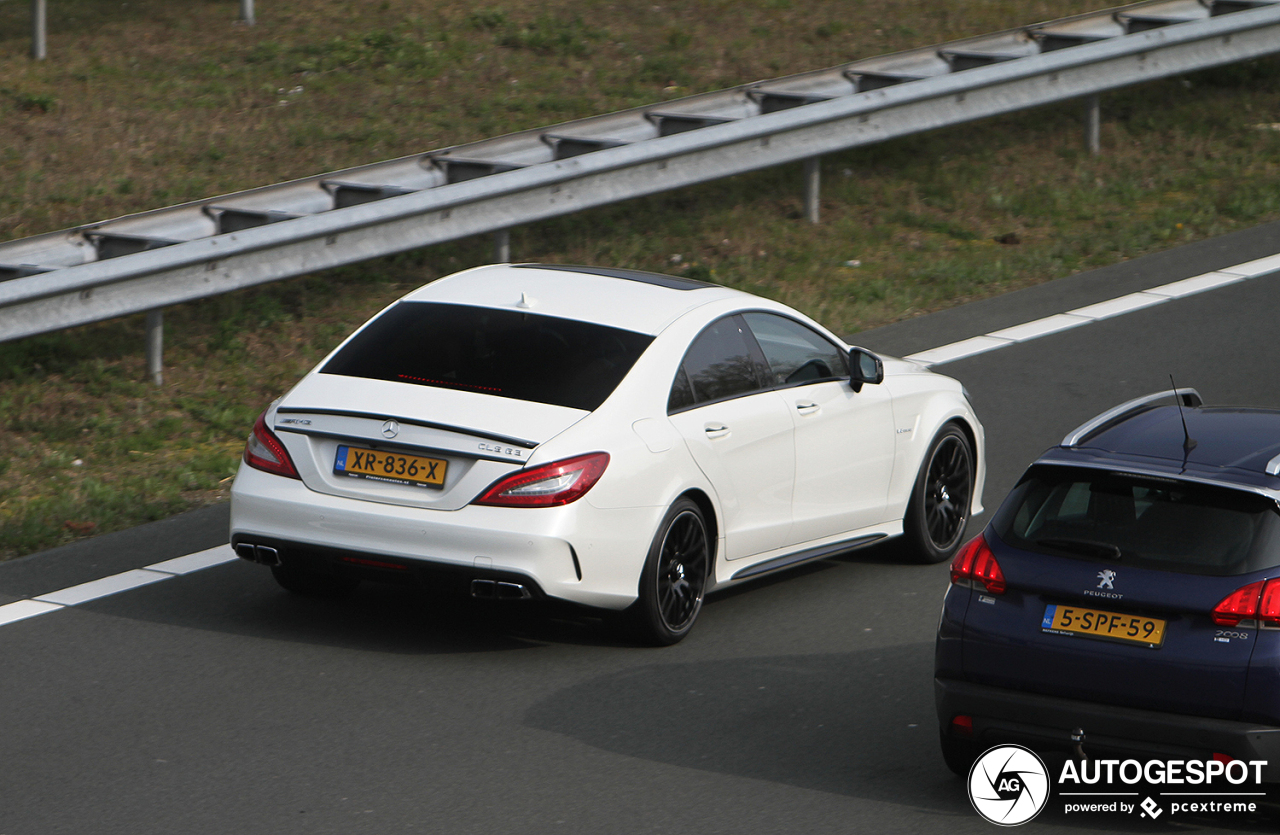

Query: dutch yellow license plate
[334,445,447,489]
[1042,604,1167,648]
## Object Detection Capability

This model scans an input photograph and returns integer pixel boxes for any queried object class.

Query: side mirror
[848,347,883,393]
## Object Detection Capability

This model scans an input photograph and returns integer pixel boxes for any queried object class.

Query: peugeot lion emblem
[1096,569,1117,590]
[381,419,400,439]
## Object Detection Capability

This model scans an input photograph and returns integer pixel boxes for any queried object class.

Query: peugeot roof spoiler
[1061,388,1203,448]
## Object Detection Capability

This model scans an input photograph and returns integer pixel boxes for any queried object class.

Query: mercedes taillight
[243,411,301,479]
[473,452,609,508]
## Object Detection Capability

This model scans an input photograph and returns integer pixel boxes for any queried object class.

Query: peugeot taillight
[1262,579,1280,627]
[243,411,300,479]
[1215,578,1280,627]
[473,452,609,508]
[949,533,1006,595]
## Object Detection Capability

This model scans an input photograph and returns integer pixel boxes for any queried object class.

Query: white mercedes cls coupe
[230,263,985,644]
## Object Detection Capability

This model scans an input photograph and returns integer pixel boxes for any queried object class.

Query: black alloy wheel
[628,498,710,646]
[903,425,974,564]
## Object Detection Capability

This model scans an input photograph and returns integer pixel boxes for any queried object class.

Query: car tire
[939,732,980,777]
[625,498,710,646]
[271,564,359,599]
[902,424,974,564]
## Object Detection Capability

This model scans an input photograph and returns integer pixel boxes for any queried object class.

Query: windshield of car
[992,465,1280,576]
[320,302,654,412]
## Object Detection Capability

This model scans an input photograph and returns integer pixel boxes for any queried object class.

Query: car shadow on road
[88,538,921,656]
[522,642,1279,832]
[82,558,639,655]
[525,641,971,815]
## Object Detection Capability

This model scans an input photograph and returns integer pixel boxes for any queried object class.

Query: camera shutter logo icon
[967,745,1051,826]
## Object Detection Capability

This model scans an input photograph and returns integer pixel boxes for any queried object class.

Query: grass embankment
[1,0,1279,558]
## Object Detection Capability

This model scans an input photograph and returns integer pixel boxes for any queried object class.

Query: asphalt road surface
[3,220,1280,834]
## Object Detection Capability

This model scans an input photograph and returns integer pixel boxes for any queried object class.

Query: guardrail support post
[145,309,164,386]
[240,0,255,25]
[493,229,511,263]
[803,157,821,224]
[1085,95,1101,155]
[31,0,47,59]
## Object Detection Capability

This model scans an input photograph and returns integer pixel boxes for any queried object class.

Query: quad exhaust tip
[471,579,532,600]
[235,543,281,567]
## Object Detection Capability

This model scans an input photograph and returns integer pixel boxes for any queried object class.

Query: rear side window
[993,465,1280,576]
[668,366,695,413]
[321,302,653,412]
[671,315,764,410]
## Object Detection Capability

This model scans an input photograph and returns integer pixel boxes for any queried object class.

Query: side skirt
[729,533,889,582]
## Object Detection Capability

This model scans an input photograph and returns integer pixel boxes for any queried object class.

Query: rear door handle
[795,401,820,415]
[704,423,730,439]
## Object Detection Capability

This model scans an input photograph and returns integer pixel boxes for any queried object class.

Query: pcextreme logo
[967,745,1051,826]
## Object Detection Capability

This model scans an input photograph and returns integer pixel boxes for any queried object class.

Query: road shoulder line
[905,266,1272,367]
[0,545,237,627]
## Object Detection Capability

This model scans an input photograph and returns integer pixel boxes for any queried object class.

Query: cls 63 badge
[478,442,523,458]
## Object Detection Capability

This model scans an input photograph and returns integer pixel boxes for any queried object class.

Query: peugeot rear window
[321,302,653,412]
[992,465,1280,576]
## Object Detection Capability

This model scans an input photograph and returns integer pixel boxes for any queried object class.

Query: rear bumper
[936,677,1280,783]
[230,462,660,610]
[231,534,550,601]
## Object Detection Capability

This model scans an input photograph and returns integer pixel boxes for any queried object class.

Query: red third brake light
[473,452,609,508]
[243,411,300,479]
[1215,578,1280,627]
[950,533,1006,595]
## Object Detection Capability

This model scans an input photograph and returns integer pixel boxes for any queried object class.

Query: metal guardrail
[2,0,1280,381]
[26,0,256,60]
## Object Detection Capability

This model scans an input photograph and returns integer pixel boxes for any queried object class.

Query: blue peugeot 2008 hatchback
[935,389,1280,781]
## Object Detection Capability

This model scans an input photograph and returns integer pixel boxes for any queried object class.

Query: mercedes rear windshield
[321,302,654,412]
[992,465,1280,576]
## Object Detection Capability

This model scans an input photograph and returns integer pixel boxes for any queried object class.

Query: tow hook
[1072,727,1088,761]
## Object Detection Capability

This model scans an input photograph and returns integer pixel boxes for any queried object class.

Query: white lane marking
[906,263,1277,366]
[35,568,171,606]
[148,544,237,575]
[0,546,240,627]
[1221,253,1280,277]
[0,599,64,626]
[1144,271,1243,299]
[4,254,1280,628]
[988,313,1091,343]
[905,335,1012,365]
[1067,291,1169,320]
